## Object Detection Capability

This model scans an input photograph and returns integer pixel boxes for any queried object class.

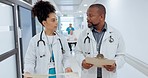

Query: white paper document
[85,57,115,67]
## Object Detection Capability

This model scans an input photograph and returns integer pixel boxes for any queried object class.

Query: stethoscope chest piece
[109,32,114,43]
[109,36,114,43]
[96,54,104,59]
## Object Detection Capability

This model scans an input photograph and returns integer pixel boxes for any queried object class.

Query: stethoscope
[84,31,114,44]
[83,31,114,56]
[37,31,65,58]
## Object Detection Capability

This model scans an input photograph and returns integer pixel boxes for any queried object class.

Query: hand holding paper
[103,63,116,71]
[82,59,93,69]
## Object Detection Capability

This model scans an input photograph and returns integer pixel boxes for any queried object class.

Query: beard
[88,24,93,28]
[88,22,98,28]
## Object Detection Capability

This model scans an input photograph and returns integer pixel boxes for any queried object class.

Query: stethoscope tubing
[37,31,65,58]
[84,32,114,44]
[37,31,46,47]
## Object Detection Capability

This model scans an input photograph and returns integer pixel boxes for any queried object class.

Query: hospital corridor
[0,0,148,78]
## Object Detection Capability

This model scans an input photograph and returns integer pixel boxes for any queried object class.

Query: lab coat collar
[86,24,114,42]
[41,31,60,45]
[41,31,47,43]
[86,28,96,42]
[103,25,114,41]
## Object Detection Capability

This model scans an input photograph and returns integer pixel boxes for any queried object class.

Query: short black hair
[89,4,106,17]
[32,0,56,24]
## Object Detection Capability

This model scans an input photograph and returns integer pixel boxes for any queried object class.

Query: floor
[69,51,81,77]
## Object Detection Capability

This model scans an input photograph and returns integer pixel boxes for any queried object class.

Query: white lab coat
[75,25,125,78]
[24,31,71,75]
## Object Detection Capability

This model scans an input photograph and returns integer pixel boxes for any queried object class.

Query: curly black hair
[32,0,56,24]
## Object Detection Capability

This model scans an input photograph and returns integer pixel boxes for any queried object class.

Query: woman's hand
[65,67,73,72]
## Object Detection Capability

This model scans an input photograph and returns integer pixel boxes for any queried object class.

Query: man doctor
[75,4,125,78]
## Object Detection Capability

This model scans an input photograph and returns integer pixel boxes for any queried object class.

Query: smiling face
[42,13,58,34]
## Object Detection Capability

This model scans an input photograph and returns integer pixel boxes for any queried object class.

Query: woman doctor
[24,1,72,78]
[75,4,125,78]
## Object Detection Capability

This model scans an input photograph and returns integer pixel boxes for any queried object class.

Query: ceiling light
[79,11,82,13]
[83,4,88,6]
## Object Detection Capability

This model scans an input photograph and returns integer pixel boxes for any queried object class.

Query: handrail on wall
[125,54,148,76]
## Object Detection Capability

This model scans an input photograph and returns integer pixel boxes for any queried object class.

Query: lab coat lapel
[42,31,52,58]
[102,26,113,41]
[52,35,61,73]
[87,29,96,42]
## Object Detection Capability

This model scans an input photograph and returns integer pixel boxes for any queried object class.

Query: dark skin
[87,6,105,32]
[82,6,116,72]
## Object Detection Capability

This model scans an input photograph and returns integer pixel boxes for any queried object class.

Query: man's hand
[82,59,93,69]
[65,67,73,72]
[103,63,116,72]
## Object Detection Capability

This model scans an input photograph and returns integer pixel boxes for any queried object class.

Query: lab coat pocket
[37,47,47,63]
[108,42,118,52]
[82,41,92,57]
[107,43,118,58]
[102,38,118,58]
[36,50,48,74]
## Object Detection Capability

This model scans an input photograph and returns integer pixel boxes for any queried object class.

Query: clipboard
[85,54,115,67]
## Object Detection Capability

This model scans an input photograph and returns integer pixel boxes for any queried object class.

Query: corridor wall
[95,0,148,77]
[96,0,148,65]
